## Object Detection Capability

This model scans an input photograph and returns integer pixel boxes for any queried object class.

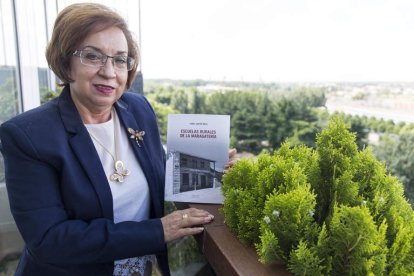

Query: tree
[374,132,414,205]
[0,77,19,124]
[232,110,263,153]
[315,117,359,225]
[328,112,370,150]
[266,92,324,150]
[170,89,190,113]
[266,98,296,148]
[148,82,327,153]
[147,99,178,144]
[189,89,206,114]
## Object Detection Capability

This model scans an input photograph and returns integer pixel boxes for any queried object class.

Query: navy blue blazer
[0,87,170,275]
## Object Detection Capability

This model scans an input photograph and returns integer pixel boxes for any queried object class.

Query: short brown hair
[46,3,139,88]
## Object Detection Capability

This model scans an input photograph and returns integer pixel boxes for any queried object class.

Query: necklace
[88,118,130,183]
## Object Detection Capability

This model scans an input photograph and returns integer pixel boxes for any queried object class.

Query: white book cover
[165,114,230,203]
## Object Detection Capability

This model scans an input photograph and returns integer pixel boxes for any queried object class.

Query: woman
[0,3,215,275]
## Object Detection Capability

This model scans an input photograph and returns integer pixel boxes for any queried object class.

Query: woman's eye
[114,56,127,64]
[84,52,101,60]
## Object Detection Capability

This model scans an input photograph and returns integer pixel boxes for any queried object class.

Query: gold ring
[182,213,188,219]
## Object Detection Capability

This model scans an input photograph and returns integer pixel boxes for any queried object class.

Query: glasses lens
[80,50,103,67]
[113,56,135,71]
[113,56,129,70]
[127,57,135,71]
[76,50,134,71]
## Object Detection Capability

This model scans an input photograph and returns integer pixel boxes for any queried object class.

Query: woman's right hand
[160,208,214,242]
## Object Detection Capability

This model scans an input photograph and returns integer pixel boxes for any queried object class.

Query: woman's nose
[98,58,117,77]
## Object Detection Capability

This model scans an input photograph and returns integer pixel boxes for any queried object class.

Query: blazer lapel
[58,87,113,220]
[114,100,160,213]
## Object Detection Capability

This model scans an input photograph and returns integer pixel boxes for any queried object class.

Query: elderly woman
[0,3,215,275]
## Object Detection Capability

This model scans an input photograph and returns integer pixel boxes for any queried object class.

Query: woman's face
[69,26,129,114]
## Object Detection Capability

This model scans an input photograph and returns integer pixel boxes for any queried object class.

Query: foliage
[373,132,414,206]
[0,255,19,275]
[167,236,205,272]
[0,76,20,184]
[288,240,324,276]
[0,77,20,124]
[144,79,414,213]
[147,99,178,144]
[259,185,319,261]
[221,116,414,275]
[318,206,387,275]
[331,111,414,150]
[145,84,327,154]
[221,158,259,241]
[0,153,4,183]
[164,202,206,272]
[336,111,414,135]
[40,86,61,104]
[315,117,359,225]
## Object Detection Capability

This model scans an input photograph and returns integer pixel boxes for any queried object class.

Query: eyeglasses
[72,50,135,71]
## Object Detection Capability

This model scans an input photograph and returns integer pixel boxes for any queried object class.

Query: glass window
[0,0,144,273]
[13,0,44,108]
[200,174,206,188]
[0,0,21,124]
[181,173,189,192]
[0,0,20,181]
[180,157,188,167]
[0,0,24,264]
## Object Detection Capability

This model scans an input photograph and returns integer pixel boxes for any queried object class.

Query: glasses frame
[72,50,135,71]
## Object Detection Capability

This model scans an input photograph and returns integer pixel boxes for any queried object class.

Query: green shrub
[288,240,324,276]
[258,185,319,261]
[221,116,414,275]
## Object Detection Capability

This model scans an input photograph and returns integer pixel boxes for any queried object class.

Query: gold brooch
[128,128,145,147]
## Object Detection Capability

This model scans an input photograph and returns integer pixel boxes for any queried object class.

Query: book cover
[165,114,230,203]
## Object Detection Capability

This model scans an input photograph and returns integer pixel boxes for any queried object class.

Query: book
[164,114,230,204]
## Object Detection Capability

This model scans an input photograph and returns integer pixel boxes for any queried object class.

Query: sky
[138,0,414,83]
[2,0,414,83]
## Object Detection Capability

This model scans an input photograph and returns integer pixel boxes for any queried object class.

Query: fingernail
[197,227,204,231]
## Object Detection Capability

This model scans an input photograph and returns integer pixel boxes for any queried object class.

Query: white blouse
[85,109,154,275]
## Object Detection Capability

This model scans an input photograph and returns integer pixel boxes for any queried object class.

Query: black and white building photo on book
[165,114,230,204]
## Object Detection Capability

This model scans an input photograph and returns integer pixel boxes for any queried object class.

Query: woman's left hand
[224,148,237,174]
[160,208,214,243]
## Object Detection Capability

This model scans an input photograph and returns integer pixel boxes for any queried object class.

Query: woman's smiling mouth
[94,84,115,94]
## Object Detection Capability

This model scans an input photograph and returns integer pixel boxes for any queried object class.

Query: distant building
[171,152,222,194]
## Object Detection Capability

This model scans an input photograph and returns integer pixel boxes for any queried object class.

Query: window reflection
[0,66,20,124]
[0,0,20,125]
[0,0,24,266]
[0,0,20,177]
